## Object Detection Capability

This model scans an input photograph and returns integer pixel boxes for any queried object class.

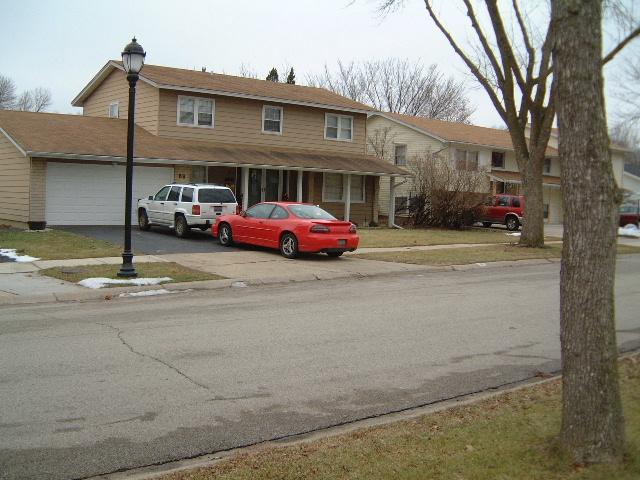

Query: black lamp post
[117,37,146,278]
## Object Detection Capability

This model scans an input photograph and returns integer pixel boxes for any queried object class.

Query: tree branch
[602,25,640,64]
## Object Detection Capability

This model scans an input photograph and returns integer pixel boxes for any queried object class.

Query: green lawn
[0,228,122,260]
[357,227,556,248]
[40,262,223,285]
[355,244,640,266]
[162,355,640,480]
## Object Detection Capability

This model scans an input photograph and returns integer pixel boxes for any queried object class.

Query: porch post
[344,174,351,221]
[241,167,249,211]
[278,170,283,200]
[297,170,303,202]
[388,176,396,228]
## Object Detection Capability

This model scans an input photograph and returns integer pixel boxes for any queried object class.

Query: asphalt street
[1,257,639,480]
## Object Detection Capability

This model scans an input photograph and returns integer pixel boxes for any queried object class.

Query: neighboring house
[367,112,563,225]
[0,61,406,229]
[622,169,640,195]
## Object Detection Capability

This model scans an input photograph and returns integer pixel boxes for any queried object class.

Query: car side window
[154,186,171,201]
[245,203,276,219]
[270,205,289,220]
[181,187,194,202]
[498,196,510,207]
[512,197,521,208]
[167,186,181,202]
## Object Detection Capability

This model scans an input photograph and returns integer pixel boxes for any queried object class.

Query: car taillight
[310,224,330,233]
[349,224,357,233]
[192,204,201,215]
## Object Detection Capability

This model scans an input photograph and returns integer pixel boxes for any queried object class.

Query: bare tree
[29,88,52,112]
[552,0,636,464]
[15,91,34,111]
[379,1,639,249]
[0,74,17,109]
[307,58,474,123]
[408,151,487,227]
[237,63,259,79]
[367,126,397,160]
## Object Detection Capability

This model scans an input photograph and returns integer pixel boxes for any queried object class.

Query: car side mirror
[148,195,153,200]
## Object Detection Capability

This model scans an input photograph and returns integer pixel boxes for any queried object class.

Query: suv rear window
[197,188,236,203]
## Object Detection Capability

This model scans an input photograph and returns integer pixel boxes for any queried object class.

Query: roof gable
[73,61,374,113]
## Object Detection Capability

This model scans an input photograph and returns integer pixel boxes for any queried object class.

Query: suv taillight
[349,224,357,233]
[192,204,201,215]
[310,224,330,233]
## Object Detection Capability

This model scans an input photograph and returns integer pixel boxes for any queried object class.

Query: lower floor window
[543,203,550,219]
[322,173,365,203]
[395,196,409,215]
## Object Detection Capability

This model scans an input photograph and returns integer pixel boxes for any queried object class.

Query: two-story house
[0,61,406,229]
[368,112,626,227]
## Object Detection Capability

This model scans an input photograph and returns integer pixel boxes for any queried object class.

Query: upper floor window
[394,144,407,166]
[108,102,119,118]
[455,149,479,171]
[177,96,214,128]
[491,151,505,169]
[262,105,283,134]
[544,157,552,174]
[325,113,353,141]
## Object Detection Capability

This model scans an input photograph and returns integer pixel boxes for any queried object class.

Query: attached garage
[45,162,174,225]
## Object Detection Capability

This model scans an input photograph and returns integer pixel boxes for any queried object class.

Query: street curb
[0,257,563,307]
[87,350,640,480]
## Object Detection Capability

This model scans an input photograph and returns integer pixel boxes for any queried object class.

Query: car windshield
[288,204,336,220]
[620,204,638,213]
[198,188,236,203]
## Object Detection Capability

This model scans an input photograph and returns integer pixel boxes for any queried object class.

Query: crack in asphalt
[96,322,210,391]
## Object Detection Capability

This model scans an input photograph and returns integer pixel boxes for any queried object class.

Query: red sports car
[212,202,359,258]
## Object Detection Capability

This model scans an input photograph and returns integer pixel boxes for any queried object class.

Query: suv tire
[138,210,151,231]
[505,216,519,231]
[218,223,233,246]
[280,233,299,259]
[482,222,492,228]
[175,215,190,238]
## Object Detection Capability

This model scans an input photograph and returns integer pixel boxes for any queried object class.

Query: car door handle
[160,202,165,205]
[173,203,178,205]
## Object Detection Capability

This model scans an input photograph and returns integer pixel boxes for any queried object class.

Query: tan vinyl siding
[157,90,366,154]
[29,158,47,222]
[312,174,377,226]
[0,134,30,224]
[82,69,159,134]
[367,116,446,216]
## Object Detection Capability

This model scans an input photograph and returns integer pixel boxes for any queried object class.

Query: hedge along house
[0,61,407,229]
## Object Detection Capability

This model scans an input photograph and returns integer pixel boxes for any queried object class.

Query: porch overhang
[488,171,561,189]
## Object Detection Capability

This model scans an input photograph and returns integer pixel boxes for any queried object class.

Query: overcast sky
[1,0,634,128]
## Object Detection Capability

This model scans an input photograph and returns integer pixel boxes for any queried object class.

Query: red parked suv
[477,194,525,231]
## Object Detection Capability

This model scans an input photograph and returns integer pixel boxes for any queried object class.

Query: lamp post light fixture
[117,37,146,278]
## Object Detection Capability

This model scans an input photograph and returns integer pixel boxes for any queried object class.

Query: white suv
[138,183,238,237]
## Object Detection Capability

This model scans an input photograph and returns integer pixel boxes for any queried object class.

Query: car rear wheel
[280,233,298,259]
[505,216,519,231]
[218,223,233,246]
[482,222,492,228]
[138,210,151,231]
[175,215,190,238]
[327,251,343,257]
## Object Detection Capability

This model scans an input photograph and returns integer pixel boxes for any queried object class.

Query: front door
[248,169,262,207]
[265,170,280,202]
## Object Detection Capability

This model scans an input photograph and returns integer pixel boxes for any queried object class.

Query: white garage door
[46,163,174,225]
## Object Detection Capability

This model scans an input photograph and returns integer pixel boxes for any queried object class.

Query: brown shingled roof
[0,110,405,176]
[382,112,558,155]
[74,61,374,112]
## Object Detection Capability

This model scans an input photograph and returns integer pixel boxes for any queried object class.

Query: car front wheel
[218,223,233,246]
[505,216,519,231]
[138,210,151,231]
[280,233,298,259]
[175,215,190,238]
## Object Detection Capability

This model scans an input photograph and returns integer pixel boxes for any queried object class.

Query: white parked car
[137,183,238,237]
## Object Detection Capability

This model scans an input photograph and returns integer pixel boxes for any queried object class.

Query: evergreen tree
[266,68,279,82]
[286,68,296,84]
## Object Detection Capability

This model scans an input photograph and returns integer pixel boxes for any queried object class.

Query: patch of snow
[475,263,487,267]
[0,248,39,262]
[78,277,172,289]
[618,224,640,238]
[119,289,173,298]
[505,232,521,237]
[231,281,248,288]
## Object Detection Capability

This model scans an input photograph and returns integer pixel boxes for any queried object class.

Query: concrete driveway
[58,225,236,255]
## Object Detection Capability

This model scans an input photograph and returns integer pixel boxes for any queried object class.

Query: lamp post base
[117,252,137,278]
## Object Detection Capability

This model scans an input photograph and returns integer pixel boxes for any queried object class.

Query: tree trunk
[552,0,625,464]
[519,151,545,248]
